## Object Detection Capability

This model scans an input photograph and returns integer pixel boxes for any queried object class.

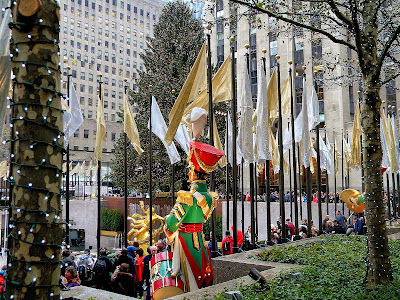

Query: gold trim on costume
[176,191,194,206]
[193,232,200,250]
[187,146,219,176]
[177,204,185,216]
[201,232,207,247]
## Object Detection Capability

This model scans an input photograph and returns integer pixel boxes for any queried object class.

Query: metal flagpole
[333,129,337,212]
[226,110,230,231]
[325,127,330,215]
[314,74,322,233]
[261,52,272,244]
[230,37,239,253]
[298,144,303,221]
[206,32,218,258]
[124,79,128,248]
[341,129,345,214]
[97,74,103,258]
[289,61,299,237]
[66,65,71,246]
[276,56,286,242]
[303,69,312,238]
[171,164,175,206]
[149,85,153,246]
[255,164,259,241]
[244,47,256,249]
[289,145,292,221]
[346,132,350,189]
[241,160,244,236]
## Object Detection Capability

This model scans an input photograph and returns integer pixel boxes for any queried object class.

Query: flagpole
[288,61,299,238]
[205,32,218,257]
[124,79,129,248]
[255,164,259,242]
[298,144,303,221]
[314,72,322,233]
[244,46,256,248]
[97,74,103,258]
[241,160,244,237]
[225,110,230,231]
[230,37,239,253]
[303,67,313,238]
[346,132,350,189]
[149,85,153,246]
[341,129,344,214]
[325,127,330,215]
[66,65,71,246]
[262,52,272,244]
[276,56,287,242]
[289,143,292,221]
[333,129,337,212]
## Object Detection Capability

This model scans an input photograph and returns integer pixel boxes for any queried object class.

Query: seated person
[62,266,81,288]
[112,263,135,296]
[332,220,345,234]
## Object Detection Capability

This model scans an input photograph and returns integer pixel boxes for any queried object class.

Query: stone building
[205,0,399,194]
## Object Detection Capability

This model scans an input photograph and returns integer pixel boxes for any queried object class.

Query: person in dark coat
[332,220,345,234]
[112,263,135,296]
[113,249,135,275]
[61,250,76,277]
[93,249,113,290]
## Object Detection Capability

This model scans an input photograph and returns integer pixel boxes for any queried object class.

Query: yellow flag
[68,162,72,173]
[0,161,7,178]
[62,162,67,173]
[165,42,207,145]
[78,161,86,176]
[267,68,278,126]
[343,138,351,163]
[183,55,232,117]
[85,160,93,177]
[350,105,362,169]
[61,97,71,114]
[124,92,144,154]
[213,116,227,168]
[381,110,394,170]
[93,162,98,177]
[280,75,291,115]
[269,130,279,169]
[95,94,106,162]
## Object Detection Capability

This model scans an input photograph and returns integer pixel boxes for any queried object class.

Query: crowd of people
[59,239,167,299]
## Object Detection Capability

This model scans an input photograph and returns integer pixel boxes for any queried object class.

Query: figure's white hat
[185,107,207,140]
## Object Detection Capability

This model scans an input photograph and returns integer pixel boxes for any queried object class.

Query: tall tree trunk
[362,83,393,287]
[7,1,62,299]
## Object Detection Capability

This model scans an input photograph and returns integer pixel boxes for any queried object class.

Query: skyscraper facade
[60,0,164,188]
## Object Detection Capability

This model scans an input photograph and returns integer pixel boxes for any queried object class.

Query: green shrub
[101,209,123,231]
[203,214,222,241]
[224,235,400,300]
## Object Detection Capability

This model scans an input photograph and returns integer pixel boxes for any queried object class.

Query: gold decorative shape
[244,44,250,49]
[127,201,165,250]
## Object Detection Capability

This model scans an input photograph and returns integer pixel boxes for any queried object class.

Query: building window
[84,129,89,138]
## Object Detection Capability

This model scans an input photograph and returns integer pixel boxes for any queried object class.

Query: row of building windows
[71,145,115,153]
[64,1,157,21]
[74,129,118,142]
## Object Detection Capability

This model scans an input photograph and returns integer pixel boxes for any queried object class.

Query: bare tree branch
[378,25,400,69]
[326,0,353,29]
[229,0,357,51]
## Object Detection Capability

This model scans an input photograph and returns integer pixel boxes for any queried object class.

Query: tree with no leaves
[229,0,399,287]
[7,0,63,298]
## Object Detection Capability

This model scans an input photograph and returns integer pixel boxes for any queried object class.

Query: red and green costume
[164,141,223,292]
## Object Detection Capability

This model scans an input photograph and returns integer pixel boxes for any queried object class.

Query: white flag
[78,161,86,176]
[225,113,233,166]
[70,162,80,175]
[319,134,332,174]
[308,85,320,129]
[392,116,400,172]
[148,96,181,165]
[255,62,271,163]
[64,83,84,147]
[301,77,310,168]
[175,124,191,155]
[238,67,254,163]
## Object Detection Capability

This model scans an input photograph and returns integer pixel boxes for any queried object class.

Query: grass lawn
[222,235,400,300]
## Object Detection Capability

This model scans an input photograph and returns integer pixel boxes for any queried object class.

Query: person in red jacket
[134,247,144,298]
[286,218,295,239]
[221,231,233,255]
[230,226,243,248]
